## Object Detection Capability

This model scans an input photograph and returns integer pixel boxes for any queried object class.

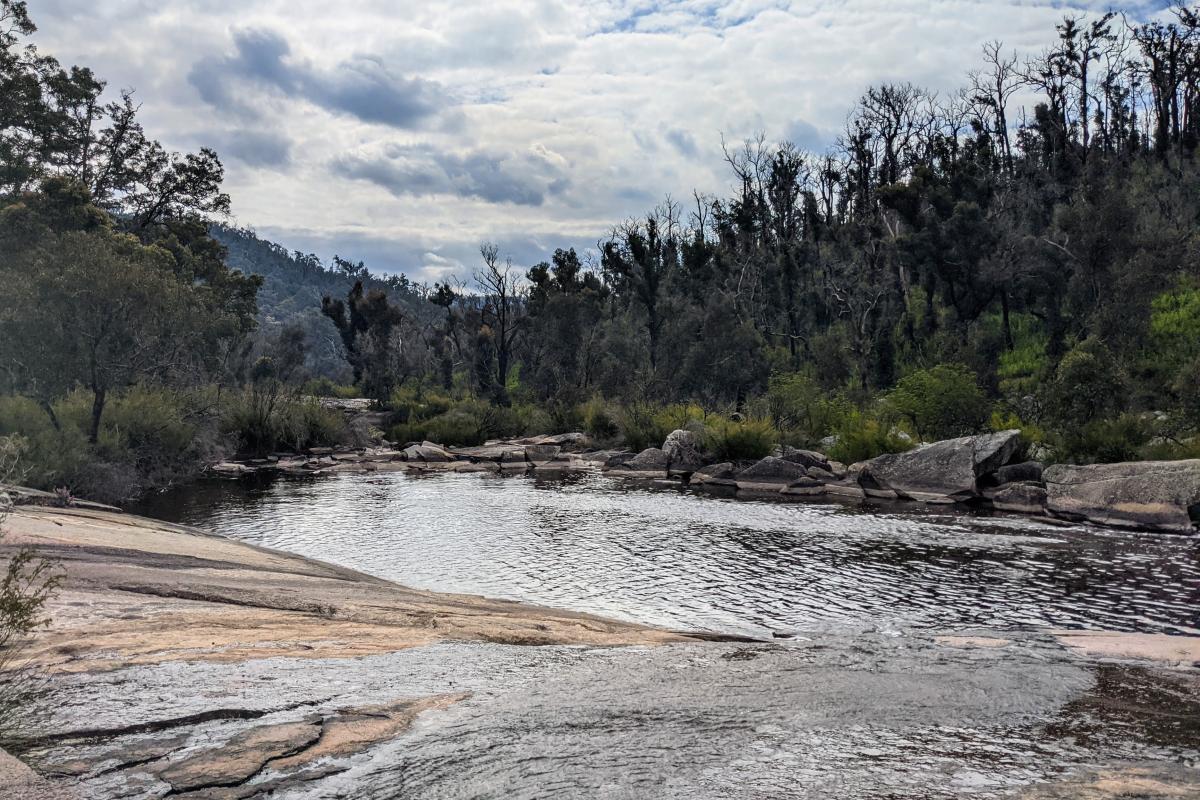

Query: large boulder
[780,447,831,471]
[1044,460,1200,532]
[736,456,809,497]
[523,444,561,466]
[662,429,706,474]
[401,443,455,463]
[861,430,1022,503]
[607,447,669,478]
[689,462,738,493]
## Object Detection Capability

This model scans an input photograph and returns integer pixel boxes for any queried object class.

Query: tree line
[331,6,1200,464]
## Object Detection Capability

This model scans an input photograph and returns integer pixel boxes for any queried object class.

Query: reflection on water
[135,470,1200,638]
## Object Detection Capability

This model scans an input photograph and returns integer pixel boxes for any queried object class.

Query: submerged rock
[861,430,1022,503]
[1044,460,1200,532]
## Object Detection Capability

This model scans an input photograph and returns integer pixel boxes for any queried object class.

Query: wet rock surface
[19,635,1200,799]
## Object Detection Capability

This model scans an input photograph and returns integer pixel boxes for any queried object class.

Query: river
[64,469,1194,798]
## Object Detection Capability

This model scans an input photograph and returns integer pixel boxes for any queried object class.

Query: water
[135,470,1200,639]
[46,469,1200,798]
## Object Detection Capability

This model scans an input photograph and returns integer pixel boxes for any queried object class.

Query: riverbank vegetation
[7,2,1200,501]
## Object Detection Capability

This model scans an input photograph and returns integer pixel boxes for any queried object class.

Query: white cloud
[28,0,1163,282]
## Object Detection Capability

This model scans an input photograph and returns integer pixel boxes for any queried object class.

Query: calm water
[136,469,1200,639]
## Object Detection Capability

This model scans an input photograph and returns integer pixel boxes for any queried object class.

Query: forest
[6,0,1200,501]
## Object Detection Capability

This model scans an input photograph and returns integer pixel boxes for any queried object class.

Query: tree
[473,243,528,404]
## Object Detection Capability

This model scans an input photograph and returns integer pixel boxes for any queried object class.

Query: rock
[736,456,809,485]
[662,429,705,474]
[157,719,323,793]
[823,480,866,500]
[860,430,1022,503]
[523,444,561,465]
[990,460,1044,486]
[538,432,592,451]
[989,482,1048,515]
[608,447,669,477]
[602,451,637,469]
[401,443,454,463]
[307,446,335,456]
[806,466,835,482]
[828,461,847,479]
[736,456,810,498]
[819,435,839,450]
[781,477,826,497]
[780,447,831,471]
[688,462,737,490]
[1044,460,1200,532]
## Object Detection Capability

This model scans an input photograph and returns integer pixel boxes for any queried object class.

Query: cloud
[208,128,293,168]
[28,0,1180,284]
[333,143,571,206]
[188,27,449,129]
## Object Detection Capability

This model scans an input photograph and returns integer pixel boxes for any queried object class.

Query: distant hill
[210,224,432,381]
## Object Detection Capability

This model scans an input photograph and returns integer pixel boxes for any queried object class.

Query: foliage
[702,418,775,461]
[220,391,345,456]
[301,378,360,399]
[1044,338,1128,430]
[580,397,620,442]
[1050,414,1152,465]
[764,372,852,446]
[826,410,915,465]
[884,364,990,441]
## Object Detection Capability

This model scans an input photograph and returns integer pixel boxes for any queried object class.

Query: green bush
[1051,414,1150,464]
[618,404,668,452]
[0,389,211,501]
[1044,338,1127,429]
[220,390,346,455]
[301,378,360,399]
[702,417,775,461]
[827,410,914,464]
[581,397,620,441]
[765,372,851,446]
[884,364,989,440]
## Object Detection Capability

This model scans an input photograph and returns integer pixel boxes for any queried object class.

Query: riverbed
[18,469,1200,798]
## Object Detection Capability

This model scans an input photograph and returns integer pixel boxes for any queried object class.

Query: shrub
[301,378,360,399]
[221,390,346,455]
[581,397,620,442]
[1051,414,1151,465]
[618,404,669,452]
[1044,338,1127,429]
[703,417,775,461]
[827,410,915,464]
[884,364,990,440]
[765,372,851,446]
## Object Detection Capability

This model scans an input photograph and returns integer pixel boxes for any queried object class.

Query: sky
[30,0,1175,283]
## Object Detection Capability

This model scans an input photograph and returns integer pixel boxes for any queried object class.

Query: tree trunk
[89,387,106,445]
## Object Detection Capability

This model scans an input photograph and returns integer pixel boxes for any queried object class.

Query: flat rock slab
[157,719,323,792]
[1044,460,1200,532]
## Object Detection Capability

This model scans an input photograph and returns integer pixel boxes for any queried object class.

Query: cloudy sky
[32,0,1171,282]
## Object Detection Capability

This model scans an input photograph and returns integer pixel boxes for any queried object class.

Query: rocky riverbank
[206,426,1200,534]
[0,503,693,798]
[1,484,1198,797]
